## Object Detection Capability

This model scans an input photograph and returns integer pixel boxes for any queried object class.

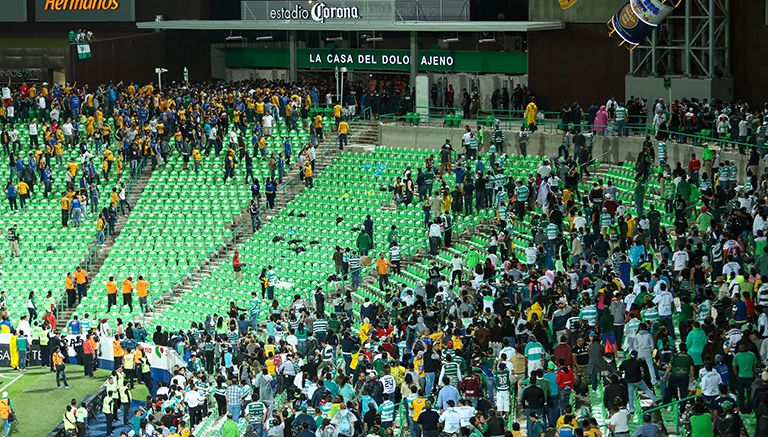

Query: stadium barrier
[0,333,185,382]
[47,385,108,437]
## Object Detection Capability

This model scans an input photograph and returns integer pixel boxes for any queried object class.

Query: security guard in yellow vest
[123,349,136,389]
[63,405,77,435]
[102,391,115,435]
[118,384,132,425]
[38,326,50,368]
[140,357,152,391]
[105,375,120,419]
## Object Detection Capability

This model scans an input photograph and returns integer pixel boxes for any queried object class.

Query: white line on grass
[0,374,23,391]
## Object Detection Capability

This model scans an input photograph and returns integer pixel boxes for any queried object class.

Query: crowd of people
[3,77,768,437]
[82,112,768,437]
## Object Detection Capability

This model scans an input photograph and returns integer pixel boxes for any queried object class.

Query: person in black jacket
[603,374,629,412]
[484,409,506,437]
[521,374,546,432]
[423,346,440,397]
[152,325,168,346]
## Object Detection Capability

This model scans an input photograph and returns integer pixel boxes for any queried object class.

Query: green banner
[225,48,527,74]
[77,42,92,60]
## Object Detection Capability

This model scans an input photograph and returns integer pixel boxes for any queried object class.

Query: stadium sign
[35,0,135,22]
[269,2,360,22]
[0,68,45,81]
[42,0,120,11]
[308,52,455,67]
[226,47,528,74]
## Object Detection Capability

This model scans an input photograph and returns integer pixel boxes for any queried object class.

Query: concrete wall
[529,0,625,23]
[379,123,751,180]
[527,24,629,109]
[731,1,768,106]
[625,76,735,107]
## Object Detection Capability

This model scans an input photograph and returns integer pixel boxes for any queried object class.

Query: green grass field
[1,365,149,436]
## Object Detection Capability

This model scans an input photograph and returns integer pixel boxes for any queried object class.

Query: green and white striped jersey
[379,400,396,422]
[493,370,510,392]
[247,401,266,424]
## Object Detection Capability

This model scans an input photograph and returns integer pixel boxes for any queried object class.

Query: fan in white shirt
[524,246,538,265]
[438,405,462,433]
[699,366,723,397]
[671,250,689,272]
[572,215,587,231]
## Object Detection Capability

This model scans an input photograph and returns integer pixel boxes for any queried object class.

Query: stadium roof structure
[136,20,565,32]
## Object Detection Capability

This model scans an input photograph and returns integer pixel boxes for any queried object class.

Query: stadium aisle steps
[143,142,342,325]
[56,164,155,329]
[346,123,379,148]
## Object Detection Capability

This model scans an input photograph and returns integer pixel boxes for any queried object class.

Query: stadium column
[410,31,418,87]
[289,30,298,82]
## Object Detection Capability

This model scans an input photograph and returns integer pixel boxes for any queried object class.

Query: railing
[146,222,246,324]
[643,393,700,436]
[54,155,150,324]
[47,386,107,437]
[361,106,373,121]
[148,116,340,326]
[379,110,763,153]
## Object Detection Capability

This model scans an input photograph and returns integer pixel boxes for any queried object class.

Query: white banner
[86,336,186,371]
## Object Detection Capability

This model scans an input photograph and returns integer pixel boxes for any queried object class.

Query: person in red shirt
[745,291,755,318]
[553,336,574,367]
[82,333,95,377]
[688,153,701,185]
[43,311,56,331]
[556,359,575,410]
[458,367,482,408]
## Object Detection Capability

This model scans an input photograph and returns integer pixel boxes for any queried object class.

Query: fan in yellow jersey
[338,118,350,150]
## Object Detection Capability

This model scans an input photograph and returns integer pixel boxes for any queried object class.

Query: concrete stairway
[56,165,154,329]
[346,121,380,152]
[142,141,343,325]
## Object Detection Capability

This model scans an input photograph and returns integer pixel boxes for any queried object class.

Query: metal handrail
[644,393,699,414]
[148,116,340,326]
[55,156,149,324]
[378,110,763,152]
[147,222,246,323]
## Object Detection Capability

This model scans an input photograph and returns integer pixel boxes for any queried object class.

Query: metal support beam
[684,0,691,75]
[708,0,715,77]
[724,0,730,75]
[410,31,417,87]
[651,30,657,76]
[629,0,729,79]
[289,30,297,83]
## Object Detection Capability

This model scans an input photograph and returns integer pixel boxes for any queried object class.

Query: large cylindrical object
[607,0,681,50]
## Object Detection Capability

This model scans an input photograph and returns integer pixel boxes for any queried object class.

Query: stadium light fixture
[226,31,245,42]
[325,35,344,42]
[256,35,274,41]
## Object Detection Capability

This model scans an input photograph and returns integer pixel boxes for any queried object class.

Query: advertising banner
[609,0,678,46]
[36,0,136,22]
[243,0,394,23]
[0,69,47,82]
[225,48,528,74]
[94,336,186,374]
